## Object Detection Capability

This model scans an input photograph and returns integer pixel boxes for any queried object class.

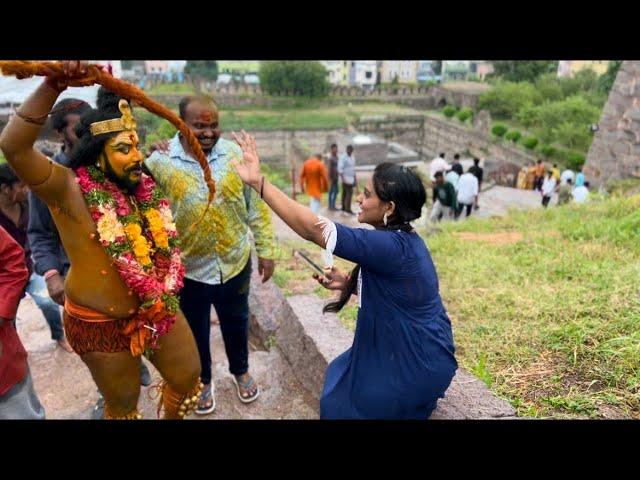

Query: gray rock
[247,254,290,349]
[283,294,518,419]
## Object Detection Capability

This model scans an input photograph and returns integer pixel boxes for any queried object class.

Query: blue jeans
[328,181,339,210]
[179,260,252,385]
[24,273,64,341]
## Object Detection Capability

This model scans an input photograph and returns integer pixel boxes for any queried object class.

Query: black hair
[49,98,91,133]
[584,181,590,188]
[324,163,426,314]
[439,152,445,158]
[67,87,130,169]
[452,163,463,175]
[434,170,444,178]
[346,144,354,151]
[330,143,337,149]
[567,178,572,184]
[473,157,480,165]
[178,94,218,120]
[0,163,20,188]
[454,154,460,160]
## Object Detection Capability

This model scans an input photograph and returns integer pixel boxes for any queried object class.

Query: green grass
[145,83,197,95]
[0,152,5,164]
[421,194,640,418]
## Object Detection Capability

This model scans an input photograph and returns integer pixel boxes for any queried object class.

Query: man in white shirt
[338,145,357,214]
[445,168,460,191]
[541,171,557,208]
[560,169,575,185]
[572,181,590,204]
[456,169,479,218]
[430,152,450,182]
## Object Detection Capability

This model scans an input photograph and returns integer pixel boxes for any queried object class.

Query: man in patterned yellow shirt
[145,95,276,414]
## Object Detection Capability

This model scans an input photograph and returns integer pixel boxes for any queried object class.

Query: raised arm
[231,131,327,248]
[0,61,91,191]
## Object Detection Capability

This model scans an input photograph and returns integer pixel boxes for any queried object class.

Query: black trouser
[341,183,354,212]
[179,260,252,385]
[542,195,552,208]
[458,203,473,218]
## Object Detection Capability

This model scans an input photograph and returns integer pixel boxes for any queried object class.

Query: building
[95,60,122,78]
[144,61,169,75]
[167,61,187,73]
[442,61,471,82]
[381,61,418,83]
[320,61,349,86]
[557,61,610,78]
[348,60,377,87]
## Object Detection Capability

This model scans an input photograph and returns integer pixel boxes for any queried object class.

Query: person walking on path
[300,154,329,214]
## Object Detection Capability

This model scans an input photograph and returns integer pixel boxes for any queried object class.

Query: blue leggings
[24,273,63,341]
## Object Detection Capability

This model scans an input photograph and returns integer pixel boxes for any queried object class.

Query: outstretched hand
[313,266,349,291]
[231,130,262,189]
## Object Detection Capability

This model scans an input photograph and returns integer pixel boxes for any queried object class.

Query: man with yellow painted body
[0,61,202,419]
[145,96,276,414]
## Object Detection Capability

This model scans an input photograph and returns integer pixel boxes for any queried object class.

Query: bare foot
[57,337,74,353]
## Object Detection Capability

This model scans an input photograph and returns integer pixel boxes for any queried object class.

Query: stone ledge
[247,255,291,349]
[280,294,517,419]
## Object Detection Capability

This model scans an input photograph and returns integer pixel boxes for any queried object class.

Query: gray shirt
[338,153,356,185]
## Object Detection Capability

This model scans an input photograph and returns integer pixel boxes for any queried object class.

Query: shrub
[259,61,330,98]
[540,144,557,158]
[491,123,508,137]
[477,81,543,118]
[456,108,473,122]
[521,136,539,150]
[443,106,457,117]
[554,121,593,151]
[505,130,522,142]
[566,152,586,170]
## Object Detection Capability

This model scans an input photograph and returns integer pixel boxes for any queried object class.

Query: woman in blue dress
[232,131,457,419]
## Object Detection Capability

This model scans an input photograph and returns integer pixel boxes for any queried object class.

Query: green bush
[477,81,543,118]
[442,106,457,117]
[534,74,564,102]
[554,121,593,151]
[491,123,508,137]
[521,136,539,149]
[456,108,473,122]
[505,130,522,142]
[540,144,557,158]
[566,152,586,170]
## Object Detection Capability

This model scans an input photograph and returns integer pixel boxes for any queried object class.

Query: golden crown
[90,99,137,136]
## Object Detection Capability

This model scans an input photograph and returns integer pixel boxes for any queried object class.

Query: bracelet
[260,176,265,199]
[14,110,47,125]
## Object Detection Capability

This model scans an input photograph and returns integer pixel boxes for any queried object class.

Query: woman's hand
[313,266,349,291]
[231,130,262,189]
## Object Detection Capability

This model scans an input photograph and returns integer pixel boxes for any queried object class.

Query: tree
[491,61,559,82]
[432,61,442,75]
[184,61,218,81]
[259,61,330,97]
[597,60,623,94]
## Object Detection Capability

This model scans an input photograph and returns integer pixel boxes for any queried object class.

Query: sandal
[195,383,216,415]
[232,374,260,404]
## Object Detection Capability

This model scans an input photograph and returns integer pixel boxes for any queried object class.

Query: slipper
[232,374,260,404]
[195,383,216,415]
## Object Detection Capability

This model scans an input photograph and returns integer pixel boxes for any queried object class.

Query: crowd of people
[428,153,484,222]
[517,160,590,207]
[0,61,457,420]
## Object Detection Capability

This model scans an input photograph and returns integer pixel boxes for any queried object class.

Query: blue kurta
[320,224,457,419]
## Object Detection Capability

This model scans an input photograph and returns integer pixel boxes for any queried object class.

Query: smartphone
[295,250,330,279]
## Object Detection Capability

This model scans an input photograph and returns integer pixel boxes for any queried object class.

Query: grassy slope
[273,194,640,418]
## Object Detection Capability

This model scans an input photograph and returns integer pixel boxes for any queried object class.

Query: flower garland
[75,165,185,356]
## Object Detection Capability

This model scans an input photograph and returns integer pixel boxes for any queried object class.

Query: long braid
[0,61,216,208]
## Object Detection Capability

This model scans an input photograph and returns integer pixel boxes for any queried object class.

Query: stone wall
[355,114,539,168]
[151,83,482,111]
[584,61,640,187]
